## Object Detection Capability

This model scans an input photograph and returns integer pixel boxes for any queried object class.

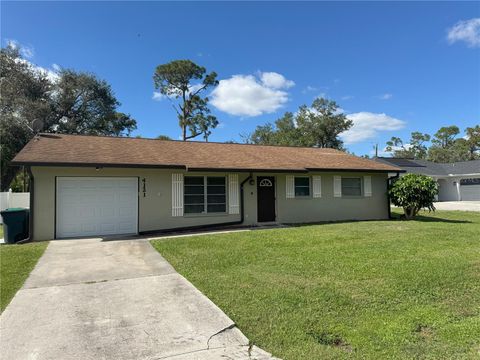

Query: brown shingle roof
[12,134,402,173]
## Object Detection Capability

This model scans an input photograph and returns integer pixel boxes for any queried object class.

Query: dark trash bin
[1,208,29,244]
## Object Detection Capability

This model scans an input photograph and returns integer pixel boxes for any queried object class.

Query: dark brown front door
[257,176,276,222]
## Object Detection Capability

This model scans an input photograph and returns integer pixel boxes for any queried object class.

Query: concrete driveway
[0,239,277,359]
[434,201,480,212]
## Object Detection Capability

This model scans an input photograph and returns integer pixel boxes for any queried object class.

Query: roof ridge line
[36,133,345,152]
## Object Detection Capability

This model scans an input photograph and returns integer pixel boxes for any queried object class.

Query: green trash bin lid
[2,208,27,212]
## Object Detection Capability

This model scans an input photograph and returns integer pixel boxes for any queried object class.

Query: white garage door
[460,184,480,201]
[56,177,138,238]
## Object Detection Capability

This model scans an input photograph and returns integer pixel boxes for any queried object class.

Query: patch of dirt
[415,324,435,340]
[308,331,353,352]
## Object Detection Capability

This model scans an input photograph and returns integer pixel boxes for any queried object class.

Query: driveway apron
[0,239,277,360]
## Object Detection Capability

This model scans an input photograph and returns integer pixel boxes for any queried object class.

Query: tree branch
[166,97,181,117]
[190,83,208,98]
[184,132,202,140]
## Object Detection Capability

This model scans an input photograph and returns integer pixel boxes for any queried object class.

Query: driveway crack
[206,323,237,349]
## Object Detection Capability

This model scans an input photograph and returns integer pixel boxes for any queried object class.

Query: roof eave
[10,161,187,170]
[11,161,404,174]
[305,167,405,173]
[186,167,308,173]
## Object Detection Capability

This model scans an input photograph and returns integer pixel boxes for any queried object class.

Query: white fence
[0,191,30,223]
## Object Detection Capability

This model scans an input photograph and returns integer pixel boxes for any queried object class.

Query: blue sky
[2,1,479,156]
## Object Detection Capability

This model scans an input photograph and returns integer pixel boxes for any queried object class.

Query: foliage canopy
[389,174,438,219]
[244,97,352,150]
[153,60,218,141]
[0,45,136,190]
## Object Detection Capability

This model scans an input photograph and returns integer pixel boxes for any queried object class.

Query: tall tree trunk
[182,90,187,141]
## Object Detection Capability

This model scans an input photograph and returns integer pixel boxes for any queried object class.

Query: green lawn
[151,210,480,359]
[0,242,48,312]
[0,224,3,238]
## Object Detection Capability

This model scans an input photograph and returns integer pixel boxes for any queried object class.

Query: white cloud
[376,93,393,100]
[260,72,295,89]
[13,57,59,82]
[379,143,413,157]
[7,39,34,58]
[341,95,354,100]
[341,112,406,144]
[37,65,59,82]
[6,39,18,49]
[383,143,412,153]
[22,47,34,59]
[372,149,393,157]
[302,85,318,93]
[447,18,480,48]
[211,72,294,117]
[152,91,166,101]
[6,39,60,81]
[189,83,204,93]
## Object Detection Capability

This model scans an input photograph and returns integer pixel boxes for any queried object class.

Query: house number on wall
[142,178,146,197]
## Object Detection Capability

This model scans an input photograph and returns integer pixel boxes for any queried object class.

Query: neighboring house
[375,157,480,202]
[12,134,402,240]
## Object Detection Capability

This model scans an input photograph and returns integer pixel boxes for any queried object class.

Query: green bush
[389,174,438,219]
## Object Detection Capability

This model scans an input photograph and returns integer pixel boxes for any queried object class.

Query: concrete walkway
[434,201,480,212]
[0,239,277,359]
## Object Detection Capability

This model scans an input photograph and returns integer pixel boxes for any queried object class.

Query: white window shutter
[228,174,240,214]
[313,176,322,198]
[333,176,342,197]
[172,173,184,217]
[364,176,372,197]
[286,175,295,198]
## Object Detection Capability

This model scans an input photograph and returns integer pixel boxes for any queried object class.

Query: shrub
[389,174,438,219]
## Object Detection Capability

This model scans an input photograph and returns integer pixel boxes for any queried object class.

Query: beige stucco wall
[32,167,247,241]
[242,172,389,225]
[31,166,389,240]
[277,172,388,223]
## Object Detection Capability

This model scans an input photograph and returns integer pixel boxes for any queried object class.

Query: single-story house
[12,134,402,241]
[375,157,480,201]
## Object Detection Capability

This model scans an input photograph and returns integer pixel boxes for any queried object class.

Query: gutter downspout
[238,173,253,225]
[17,166,34,244]
[139,173,253,235]
[387,172,400,219]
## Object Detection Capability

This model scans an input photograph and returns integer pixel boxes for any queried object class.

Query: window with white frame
[341,177,362,196]
[184,176,226,214]
[294,177,310,197]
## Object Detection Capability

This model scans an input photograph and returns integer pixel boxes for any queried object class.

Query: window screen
[207,177,226,213]
[184,176,226,214]
[184,176,205,214]
[341,177,362,196]
[294,177,310,197]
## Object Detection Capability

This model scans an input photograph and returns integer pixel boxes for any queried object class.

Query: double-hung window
[184,176,205,214]
[184,176,226,214]
[294,177,310,197]
[206,177,227,213]
[341,177,362,196]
